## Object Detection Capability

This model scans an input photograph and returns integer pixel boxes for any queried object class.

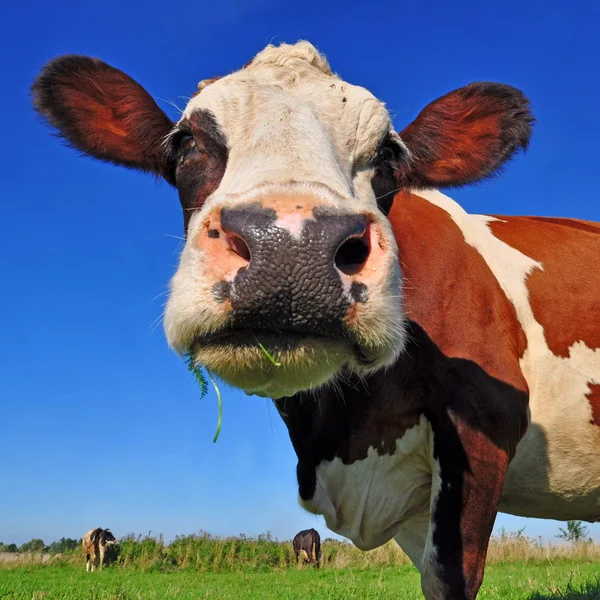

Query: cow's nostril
[335,233,370,276]
[226,234,251,262]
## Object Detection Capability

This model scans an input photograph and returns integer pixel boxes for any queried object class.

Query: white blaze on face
[180,42,393,215]
[272,213,312,240]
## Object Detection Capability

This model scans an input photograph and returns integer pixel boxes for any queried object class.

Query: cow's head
[102,529,116,545]
[32,41,533,399]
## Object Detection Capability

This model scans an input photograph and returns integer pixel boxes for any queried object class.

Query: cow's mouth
[196,326,375,364]
[189,326,365,398]
[197,328,338,350]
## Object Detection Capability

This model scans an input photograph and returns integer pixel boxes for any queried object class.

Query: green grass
[1,563,599,599]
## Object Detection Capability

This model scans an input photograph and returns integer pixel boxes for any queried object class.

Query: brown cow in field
[82,528,116,572]
[293,528,321,568]
[32,41,600,599]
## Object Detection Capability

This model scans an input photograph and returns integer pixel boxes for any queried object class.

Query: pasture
[1,532,599,599]
[1,563,599,599]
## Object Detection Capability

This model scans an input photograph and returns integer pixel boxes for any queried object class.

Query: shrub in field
[115,533,167,569]
[17,539,45,553]
[108,531,297,572]
[47,538,80,555]
[557,520,592,544]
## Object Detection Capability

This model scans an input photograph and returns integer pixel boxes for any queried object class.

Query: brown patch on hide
[586,383,600,427]
[389,190,528,392]
[488,215,600,359]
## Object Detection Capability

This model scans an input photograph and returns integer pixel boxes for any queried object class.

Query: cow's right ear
[31,55,176,184]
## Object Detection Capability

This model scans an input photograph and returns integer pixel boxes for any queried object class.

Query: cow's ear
[31,55,176,184]
[395,83,534,189]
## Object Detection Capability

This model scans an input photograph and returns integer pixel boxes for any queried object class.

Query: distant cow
[82,528,116,572]
[293,529,321,568]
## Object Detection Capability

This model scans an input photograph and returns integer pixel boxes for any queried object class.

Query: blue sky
[1,0,599,546]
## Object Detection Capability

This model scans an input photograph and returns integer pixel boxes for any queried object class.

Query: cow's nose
[333,221,371,276]
[220,207,371,276]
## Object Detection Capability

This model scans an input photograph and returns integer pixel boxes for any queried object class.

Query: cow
[293,528,321,568]
[31,41,600,599]
[82,528,116,572]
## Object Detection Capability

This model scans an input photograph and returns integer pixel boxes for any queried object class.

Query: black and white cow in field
[82,527,116,572]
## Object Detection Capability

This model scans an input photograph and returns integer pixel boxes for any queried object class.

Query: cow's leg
[85,554,91,572]
[299,549,309,566]
[99,545,105,571]
[419,419,510,600]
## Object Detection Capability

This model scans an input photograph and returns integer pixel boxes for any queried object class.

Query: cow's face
[32,41,533,399]
[163,44,407,398]
[103,529,116,545]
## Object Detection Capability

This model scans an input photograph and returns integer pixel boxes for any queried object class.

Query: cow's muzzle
[177,196,402,398]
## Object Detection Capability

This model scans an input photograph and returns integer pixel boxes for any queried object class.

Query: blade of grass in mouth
[185,352,209,398]
[184,352,222,443]
[206,370,222,443]
[184,341,278,442]
[257,342,281,367]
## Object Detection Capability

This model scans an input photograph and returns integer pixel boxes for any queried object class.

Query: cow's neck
[273,320,434,548]
[275,320,430,490]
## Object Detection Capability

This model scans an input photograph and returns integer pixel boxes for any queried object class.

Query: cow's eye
[378,140,400,163]
[175,131,196,153]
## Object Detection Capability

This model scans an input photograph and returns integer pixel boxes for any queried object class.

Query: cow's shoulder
[388,189,529,393]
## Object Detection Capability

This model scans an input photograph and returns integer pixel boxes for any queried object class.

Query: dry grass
[487,528,600,563]
[0,553,55,565]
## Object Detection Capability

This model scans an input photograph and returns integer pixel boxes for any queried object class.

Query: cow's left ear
[31,55,176,184]
[395,83,534,189]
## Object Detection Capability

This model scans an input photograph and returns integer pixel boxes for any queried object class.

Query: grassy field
[1,532,599,599]
[1,562,599,599]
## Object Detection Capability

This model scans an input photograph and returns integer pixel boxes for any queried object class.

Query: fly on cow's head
[31,41,533,399]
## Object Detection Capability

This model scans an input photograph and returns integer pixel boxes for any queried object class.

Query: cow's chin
[190,332,353,399]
